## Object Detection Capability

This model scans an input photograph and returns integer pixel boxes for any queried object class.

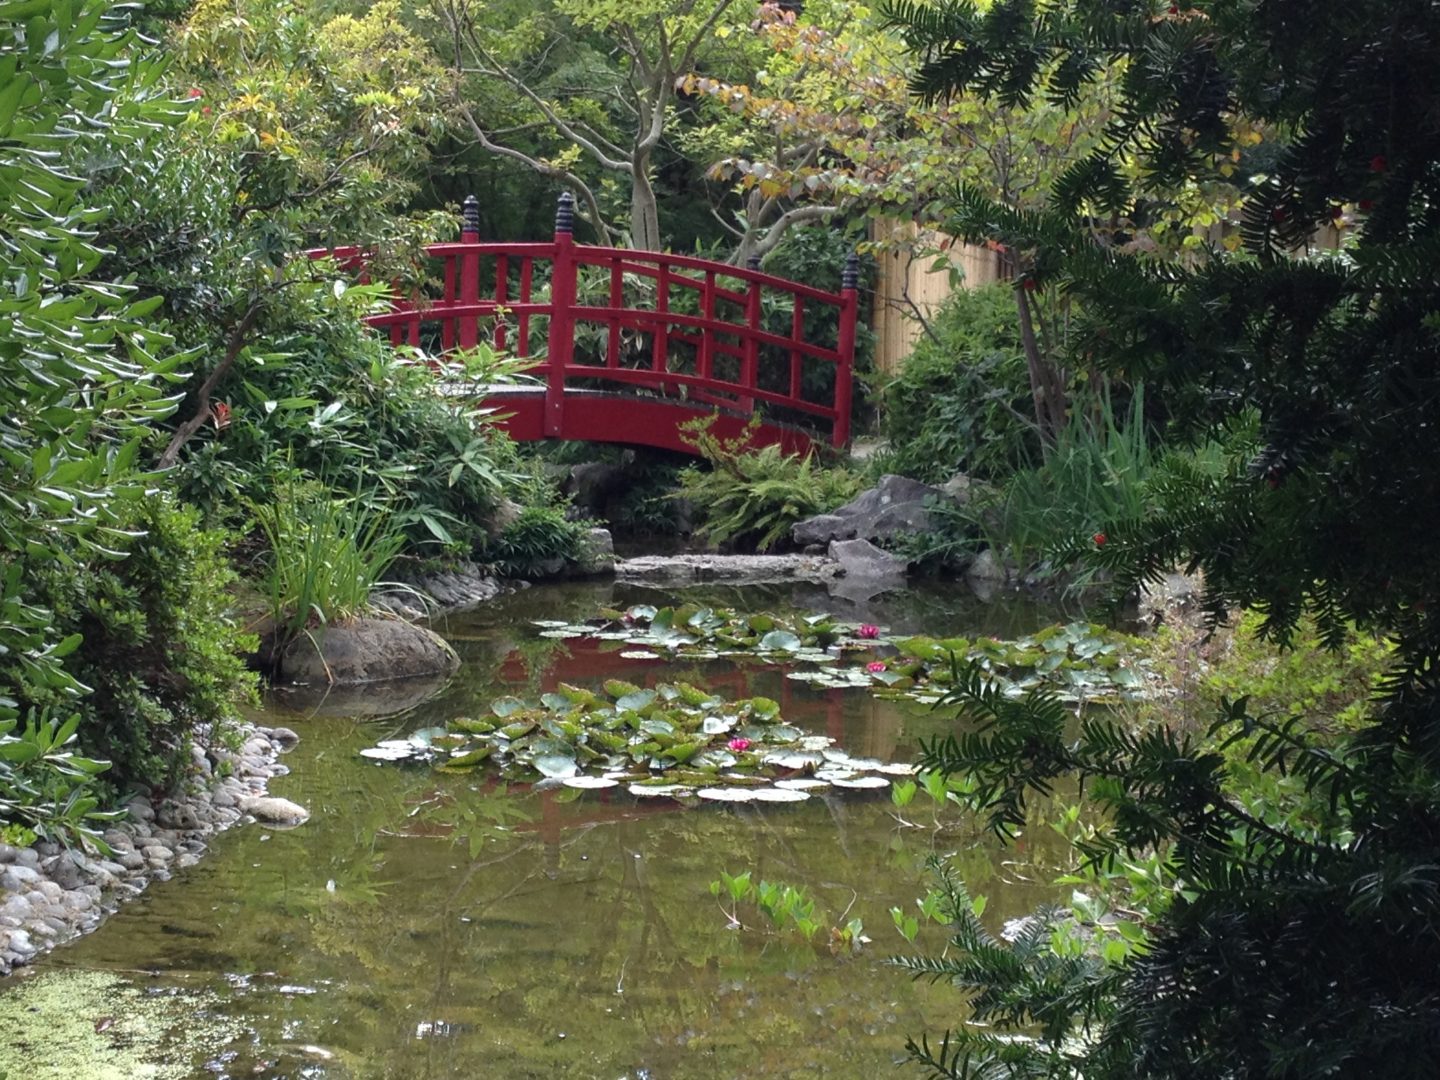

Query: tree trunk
[629,157,661,251]
[1015,285,1068,451]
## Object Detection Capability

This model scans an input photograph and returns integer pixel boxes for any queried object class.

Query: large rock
[564,460,632,517]
[279,617,459,686]
[374,559,503,619]
[569,527,616,577]
[828,538,908,579]
[793,474,948,546]
[239,796,310,827]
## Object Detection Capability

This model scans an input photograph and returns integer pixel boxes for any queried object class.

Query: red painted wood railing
[312,193,859,453]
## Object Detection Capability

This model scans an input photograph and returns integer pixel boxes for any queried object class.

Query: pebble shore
[0,724,305,975]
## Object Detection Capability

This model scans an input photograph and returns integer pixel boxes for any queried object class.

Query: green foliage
[249,484,409,639]
[710,870,867,952]
[358,678,895,798]
[0,0,187,732]
[1157,610,1395,736]
[880,284,1036,483]
[0,3,261,826]
[6,497,258,796]
[902,389,1177,576]
[173,310,519,553]
[677,418,861,551]
[479,503,592,578]
[0,716,118,850]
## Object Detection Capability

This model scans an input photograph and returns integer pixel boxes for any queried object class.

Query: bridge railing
[310,194,859,450]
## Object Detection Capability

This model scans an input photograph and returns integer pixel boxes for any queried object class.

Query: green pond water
[1,580,1081,1080]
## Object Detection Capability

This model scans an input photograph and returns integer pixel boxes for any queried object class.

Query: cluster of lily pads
[532,604,877,665]
[360,678,911,803]
[538,604,1149,705]
[796,623,1150,705]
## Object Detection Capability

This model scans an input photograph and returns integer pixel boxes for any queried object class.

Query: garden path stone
[617,553,841,586]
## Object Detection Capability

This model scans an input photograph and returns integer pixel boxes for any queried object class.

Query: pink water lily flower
[856,624,880,639]
[727,737,752,752]
[866,661,887,673]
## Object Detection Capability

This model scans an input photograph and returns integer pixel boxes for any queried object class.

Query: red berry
[1370,155,1388,173]
[1093,532,1107,547]
[1022,278,1038,292]
[1168,3,1179,12]
[187,87,203,99]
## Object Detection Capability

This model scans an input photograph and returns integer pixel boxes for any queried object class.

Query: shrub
[0,716,117,850]
[901,388,1181,576]
[249,483,411,640]
[676,418,861,552]
[4,496,259,797]
[171,303,523,555]
[879,283,1037,483]
[480,504,594,577]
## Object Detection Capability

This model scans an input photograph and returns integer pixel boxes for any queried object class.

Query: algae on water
[0,968,239,1080]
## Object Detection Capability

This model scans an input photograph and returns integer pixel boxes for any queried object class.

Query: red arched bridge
[313,193,858,456]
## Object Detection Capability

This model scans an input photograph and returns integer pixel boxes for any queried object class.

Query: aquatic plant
[358,679,911,801]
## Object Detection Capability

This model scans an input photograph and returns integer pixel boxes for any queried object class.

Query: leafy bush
[171,300,523,554]
[480,503,594,578]
[879,284,1037,483]
[676,419,860,552]
[5,497,259,797]
[901,388,1188,576]
[0,716,118,850]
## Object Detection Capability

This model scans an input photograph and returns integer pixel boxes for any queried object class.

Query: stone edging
[616,553,842,586]
[0,724,304,976]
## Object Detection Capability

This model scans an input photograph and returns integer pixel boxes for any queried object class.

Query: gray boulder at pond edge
[828,538,908,579]
[279,617,459,686]
[240,796,310,827]
[792,474,947,546]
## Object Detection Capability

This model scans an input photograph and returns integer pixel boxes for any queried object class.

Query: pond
[1,580,1081,1080]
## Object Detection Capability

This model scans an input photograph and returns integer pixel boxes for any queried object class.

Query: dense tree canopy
[878,0,1440,1076]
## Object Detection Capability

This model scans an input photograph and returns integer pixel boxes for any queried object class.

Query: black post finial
[461,195,480,236]
[746,253,762,271]
[555,191,575,235]
[841,251,860,290]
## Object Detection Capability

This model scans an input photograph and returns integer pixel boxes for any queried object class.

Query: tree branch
[455,103,616,241]
[157,299,267,470]
[454,27,630,172]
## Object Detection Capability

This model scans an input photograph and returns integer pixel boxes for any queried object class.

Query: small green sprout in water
[710,871,870,953]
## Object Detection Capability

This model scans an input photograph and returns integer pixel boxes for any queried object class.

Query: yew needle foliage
[882,0,1440,1075]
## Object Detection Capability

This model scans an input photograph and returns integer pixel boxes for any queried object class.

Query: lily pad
[750,787,812,802]
[533,754,579,778]
[359,746,415,761]
[629,784,694,799]
[775,778,831,791]
[828,775,891,790]
[696,787,761,802]
[562,776,620,790]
